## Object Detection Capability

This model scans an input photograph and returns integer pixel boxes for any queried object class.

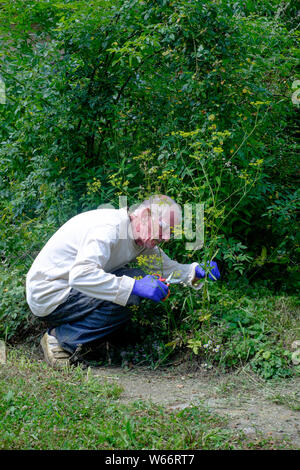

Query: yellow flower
[249,158,264,167]
[250,100,271,106]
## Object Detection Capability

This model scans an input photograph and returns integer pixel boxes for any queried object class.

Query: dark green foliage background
[0,0,299,376]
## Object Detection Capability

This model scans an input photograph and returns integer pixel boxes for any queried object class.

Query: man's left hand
[195,261,220,281]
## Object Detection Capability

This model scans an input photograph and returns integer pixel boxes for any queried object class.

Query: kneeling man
[26,194,220,368]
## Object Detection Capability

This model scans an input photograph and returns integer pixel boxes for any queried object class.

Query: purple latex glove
[195,261,220,281]
[132,275,169,302]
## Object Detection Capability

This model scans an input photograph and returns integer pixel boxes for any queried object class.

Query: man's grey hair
[130,194,182,225]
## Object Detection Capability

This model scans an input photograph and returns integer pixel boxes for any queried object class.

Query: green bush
[0,268,27,340]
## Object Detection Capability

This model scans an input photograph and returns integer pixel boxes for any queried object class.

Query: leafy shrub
[0,268,28,340]
[251,347,293,380]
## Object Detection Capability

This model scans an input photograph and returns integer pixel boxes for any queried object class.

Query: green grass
[267,392,300,411]
[0,348,294,450]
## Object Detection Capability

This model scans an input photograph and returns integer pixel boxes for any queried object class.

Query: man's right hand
[132,275,169,302]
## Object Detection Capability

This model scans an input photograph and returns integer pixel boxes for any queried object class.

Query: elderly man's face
[131,207,176,249]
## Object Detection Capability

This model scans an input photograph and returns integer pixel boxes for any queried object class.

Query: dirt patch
[92,365,300,448]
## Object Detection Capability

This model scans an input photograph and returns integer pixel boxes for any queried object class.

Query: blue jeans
[40,267,145,353]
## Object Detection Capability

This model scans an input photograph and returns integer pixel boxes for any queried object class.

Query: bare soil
[92,364,300,448]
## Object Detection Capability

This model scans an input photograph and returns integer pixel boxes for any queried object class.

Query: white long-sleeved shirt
[26,208,200,317]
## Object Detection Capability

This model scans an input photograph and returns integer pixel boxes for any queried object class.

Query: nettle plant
[131,113,264,271]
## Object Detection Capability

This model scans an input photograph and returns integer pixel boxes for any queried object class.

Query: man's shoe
[40,332,71,369]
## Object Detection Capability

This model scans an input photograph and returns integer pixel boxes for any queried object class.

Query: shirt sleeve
[68,225,135,306]
[137,246,203,290]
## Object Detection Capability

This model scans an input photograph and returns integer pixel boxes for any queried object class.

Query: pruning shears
[153,272,175,301]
